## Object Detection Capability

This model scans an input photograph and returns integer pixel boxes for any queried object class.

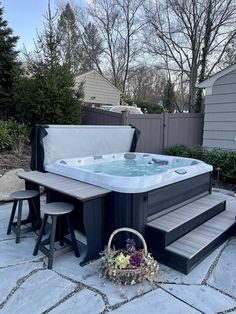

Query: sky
[1,0,85,54]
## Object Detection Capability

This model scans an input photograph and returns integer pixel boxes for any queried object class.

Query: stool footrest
[38,243,73,258]
[12,218,32,226]
[40,235,74,246]
[11,225,36,235]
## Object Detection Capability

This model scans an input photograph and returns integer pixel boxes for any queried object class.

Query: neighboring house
[197,64,236,150]
[75,70,122,107]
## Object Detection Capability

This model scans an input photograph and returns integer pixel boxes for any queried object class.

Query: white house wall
[76,72,120,106]
[203,70,236,150]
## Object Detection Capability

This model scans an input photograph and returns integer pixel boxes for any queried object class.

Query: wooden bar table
[18,171,111,266]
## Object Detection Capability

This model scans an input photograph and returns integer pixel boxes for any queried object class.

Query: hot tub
[31,125,214,251]
[45,152,213,193]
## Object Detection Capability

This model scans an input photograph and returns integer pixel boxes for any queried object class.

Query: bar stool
[33,202,80,269]
[7,190,40,243]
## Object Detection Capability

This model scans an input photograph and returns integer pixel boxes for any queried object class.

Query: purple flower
[129,251,144,267]
[126,238,136,251]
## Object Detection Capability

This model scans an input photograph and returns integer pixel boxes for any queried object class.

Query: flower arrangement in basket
[99,228,159,285]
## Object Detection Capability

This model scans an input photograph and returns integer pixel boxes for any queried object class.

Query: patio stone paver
[0,237,42,268]
[49,288,106,314]
[53,251,154,306]
[160,283,236,314]
[207,243,236,298]
[156,243,224,285]
[1,269,77,314]
[109,288,201,313]
[0,202,14,220]
[229,236,236,246]
[0,199,236,313]
[0,261,44,305]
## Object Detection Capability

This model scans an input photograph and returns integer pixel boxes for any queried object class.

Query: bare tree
[126,66,167,104]
[86,0,145,92]
[144,0,236,112]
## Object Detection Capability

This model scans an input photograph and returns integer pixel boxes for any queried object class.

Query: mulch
[0,147,31,176]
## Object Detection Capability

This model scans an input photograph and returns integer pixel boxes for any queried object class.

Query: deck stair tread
[147,193,226,232]
[166,210,235,259]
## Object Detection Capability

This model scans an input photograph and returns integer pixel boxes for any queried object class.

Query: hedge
[164,145,236,183]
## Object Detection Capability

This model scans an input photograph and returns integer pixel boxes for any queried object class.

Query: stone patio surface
[0,195,235,314]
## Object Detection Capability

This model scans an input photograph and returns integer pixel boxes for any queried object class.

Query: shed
[75,70,122,107]
[197,64,236,150]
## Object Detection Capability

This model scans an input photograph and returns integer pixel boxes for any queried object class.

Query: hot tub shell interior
[45,152,213,193]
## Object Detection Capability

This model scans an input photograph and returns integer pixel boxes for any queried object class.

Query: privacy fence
[82,106,204,154]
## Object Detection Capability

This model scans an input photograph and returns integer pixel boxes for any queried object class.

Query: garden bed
[0,146,31,176]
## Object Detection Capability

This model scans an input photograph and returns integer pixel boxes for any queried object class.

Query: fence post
[121,111,129,125]
[163,111,169,152]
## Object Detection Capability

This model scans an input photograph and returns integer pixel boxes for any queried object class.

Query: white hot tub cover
[30,125,139,172]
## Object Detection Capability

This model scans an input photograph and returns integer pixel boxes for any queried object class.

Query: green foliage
[0,120,28,152]
[12,2,83,126]
[0,123,11,150]
[57,3,80,74]
[0,5,20,116]
[125,100,163,114]
[164,145,236,183]
[13,71,83,126]
[79,22,103,73]
[58,4,103,74]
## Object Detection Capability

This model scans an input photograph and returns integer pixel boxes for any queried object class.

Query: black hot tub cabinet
[105,172,212,244]
[30,124,236,274]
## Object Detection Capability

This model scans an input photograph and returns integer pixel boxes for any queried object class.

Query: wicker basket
[107,227,148,255]
[102,227,154,285]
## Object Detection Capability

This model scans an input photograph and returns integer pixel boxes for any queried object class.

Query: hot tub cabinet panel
[105,172,212,245]
[147,172,212,219]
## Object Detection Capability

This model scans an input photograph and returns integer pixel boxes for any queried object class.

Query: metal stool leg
[7,200,17,235]
[33,214,48,256]
[48,216,57,269]
[16,200,23,244]
[66,215,80,257]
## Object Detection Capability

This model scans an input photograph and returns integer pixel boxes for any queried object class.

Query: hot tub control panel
[175,169,187,175]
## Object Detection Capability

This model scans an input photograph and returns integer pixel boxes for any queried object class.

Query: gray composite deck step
[146,193,226,247]
[164,210,236,274]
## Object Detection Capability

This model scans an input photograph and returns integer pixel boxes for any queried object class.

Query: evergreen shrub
[164,145,236,183]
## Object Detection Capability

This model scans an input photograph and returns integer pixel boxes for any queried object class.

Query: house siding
[76,71,120,106]
[203,72,236,150]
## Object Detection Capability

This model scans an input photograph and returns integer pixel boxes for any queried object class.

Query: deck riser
[165,201,226,246]
[146,200,226,249]
[162,222,236,274]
